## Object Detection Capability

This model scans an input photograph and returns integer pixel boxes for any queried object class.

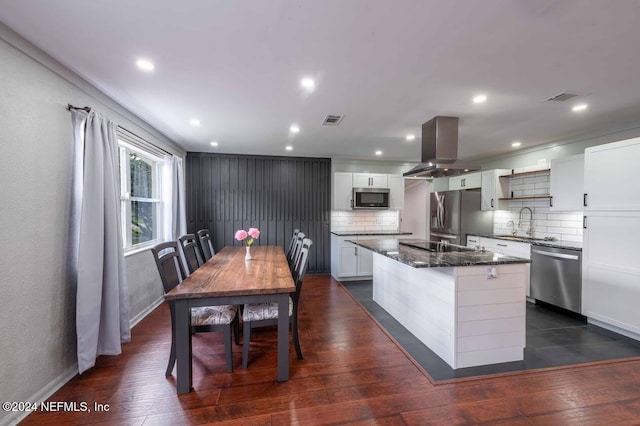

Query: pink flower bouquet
[235,228,260,246]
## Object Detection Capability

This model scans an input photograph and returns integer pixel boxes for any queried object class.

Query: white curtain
[163,155,186,240]
[71,109,131,374]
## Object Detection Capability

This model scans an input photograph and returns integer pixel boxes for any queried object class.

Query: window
[118,140,164,250]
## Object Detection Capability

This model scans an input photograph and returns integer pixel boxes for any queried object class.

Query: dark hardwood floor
[22,275,640,425]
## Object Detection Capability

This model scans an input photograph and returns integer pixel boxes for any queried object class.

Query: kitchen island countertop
[350,238,531,268]
[469,234,582,251]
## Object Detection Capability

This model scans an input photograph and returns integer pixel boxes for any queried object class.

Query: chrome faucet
[518,207,534,236]
[506,220,516,236]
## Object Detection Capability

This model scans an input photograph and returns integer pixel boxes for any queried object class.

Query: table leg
[276,293,290,381]
[175,300,192,394]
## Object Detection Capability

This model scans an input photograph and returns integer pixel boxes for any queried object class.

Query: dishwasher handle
[532,249,579,261]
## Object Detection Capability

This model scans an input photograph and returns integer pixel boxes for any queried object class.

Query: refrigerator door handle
[438,194,446,229]
[430,232,458,240]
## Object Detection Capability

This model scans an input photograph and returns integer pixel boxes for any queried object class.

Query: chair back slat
[286,229,300,259]
[197,229,215,261]
[151,241,187,294]
[288,232,305,271]
[292,238,313,307]
[179,234,204,274]
[293,238,313,283]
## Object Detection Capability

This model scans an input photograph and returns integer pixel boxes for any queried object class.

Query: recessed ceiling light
[406,134,416,141]
[285,145,293,151]
[189,118,201,127]
[572,103,588,112]
[300,77,315,91]
[375,150,382,156]
[473,94,487,104]
[210,141,219,147]
[290,124,300,133]
[512,141,522,147]
[136,58,155,72]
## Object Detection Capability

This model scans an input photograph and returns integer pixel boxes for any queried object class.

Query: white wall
[400,180,429,238]
[332,158,415,175]
[0,24,183,426]
[479,125,640,171]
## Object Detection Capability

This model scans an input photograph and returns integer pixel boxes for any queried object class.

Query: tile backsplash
[493,165,583,244]
[331,210,399,233]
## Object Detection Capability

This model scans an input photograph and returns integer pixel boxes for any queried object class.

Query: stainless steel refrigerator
[430,189,493,245]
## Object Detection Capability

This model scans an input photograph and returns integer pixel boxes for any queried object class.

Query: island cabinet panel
[456,303,523,322]
[455,265,526,368]
[373,253,456,366]
[457,317,524,337]
[373,255,526,370]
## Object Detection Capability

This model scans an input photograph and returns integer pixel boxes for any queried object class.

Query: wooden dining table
[164,245,296,394]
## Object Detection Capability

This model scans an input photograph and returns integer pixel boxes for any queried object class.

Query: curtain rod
[67,104,91,113]
[66,103,174,157]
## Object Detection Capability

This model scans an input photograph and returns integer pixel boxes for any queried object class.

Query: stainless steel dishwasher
[530,245,582,313]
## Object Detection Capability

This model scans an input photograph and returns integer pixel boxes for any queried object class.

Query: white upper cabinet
[430,177,449,192]
[388,175,405,210]
[449,172,482,191]
[332,172,353,210]
[333,172,403,210]
[549,154,584,211]
[584,137,640,211]
[353,173,388,188]
[481,169,510,210]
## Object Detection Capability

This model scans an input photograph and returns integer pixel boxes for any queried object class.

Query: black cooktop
[398,240,473,253]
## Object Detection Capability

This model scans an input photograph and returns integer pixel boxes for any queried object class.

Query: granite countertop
[331,231,413,236]
[350,238,531,268]
[471,234,583,251]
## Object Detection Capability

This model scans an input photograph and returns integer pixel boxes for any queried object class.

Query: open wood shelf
[499,168,550,178]
[499,195,551,201]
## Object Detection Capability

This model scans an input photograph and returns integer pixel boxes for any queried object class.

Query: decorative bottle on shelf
[245,246,251,260]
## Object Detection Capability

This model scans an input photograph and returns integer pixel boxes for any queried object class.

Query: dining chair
[286,229,300,260]
[242,238,313,368]
[178,234,204,274]
[288,232,305,272]
[197,229,215,261]
[151,241,239,375]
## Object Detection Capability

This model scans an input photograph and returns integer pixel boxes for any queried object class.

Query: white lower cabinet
[583,211,640,339]
[466,235,481,248]
[337,243,357,277]
[330,234,381,280]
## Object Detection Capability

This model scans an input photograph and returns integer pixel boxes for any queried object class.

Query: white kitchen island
[353,239,529,369]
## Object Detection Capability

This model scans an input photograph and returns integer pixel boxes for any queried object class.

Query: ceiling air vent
[322,114,344,126]
[546,92,579,102]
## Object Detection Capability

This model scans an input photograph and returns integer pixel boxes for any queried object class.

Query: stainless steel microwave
[352,187,390,209]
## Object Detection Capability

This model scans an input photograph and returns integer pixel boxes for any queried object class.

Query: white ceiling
[2,0,640,163]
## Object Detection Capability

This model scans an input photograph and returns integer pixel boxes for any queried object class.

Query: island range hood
[403,116,479,178]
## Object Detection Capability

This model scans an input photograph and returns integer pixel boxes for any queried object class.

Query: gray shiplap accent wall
[186,153,331,273]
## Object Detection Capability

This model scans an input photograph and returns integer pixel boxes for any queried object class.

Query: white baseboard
[0,297,165,426]
[0,364,78,426]
[588,317,640,341]
[130,296,164,328]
